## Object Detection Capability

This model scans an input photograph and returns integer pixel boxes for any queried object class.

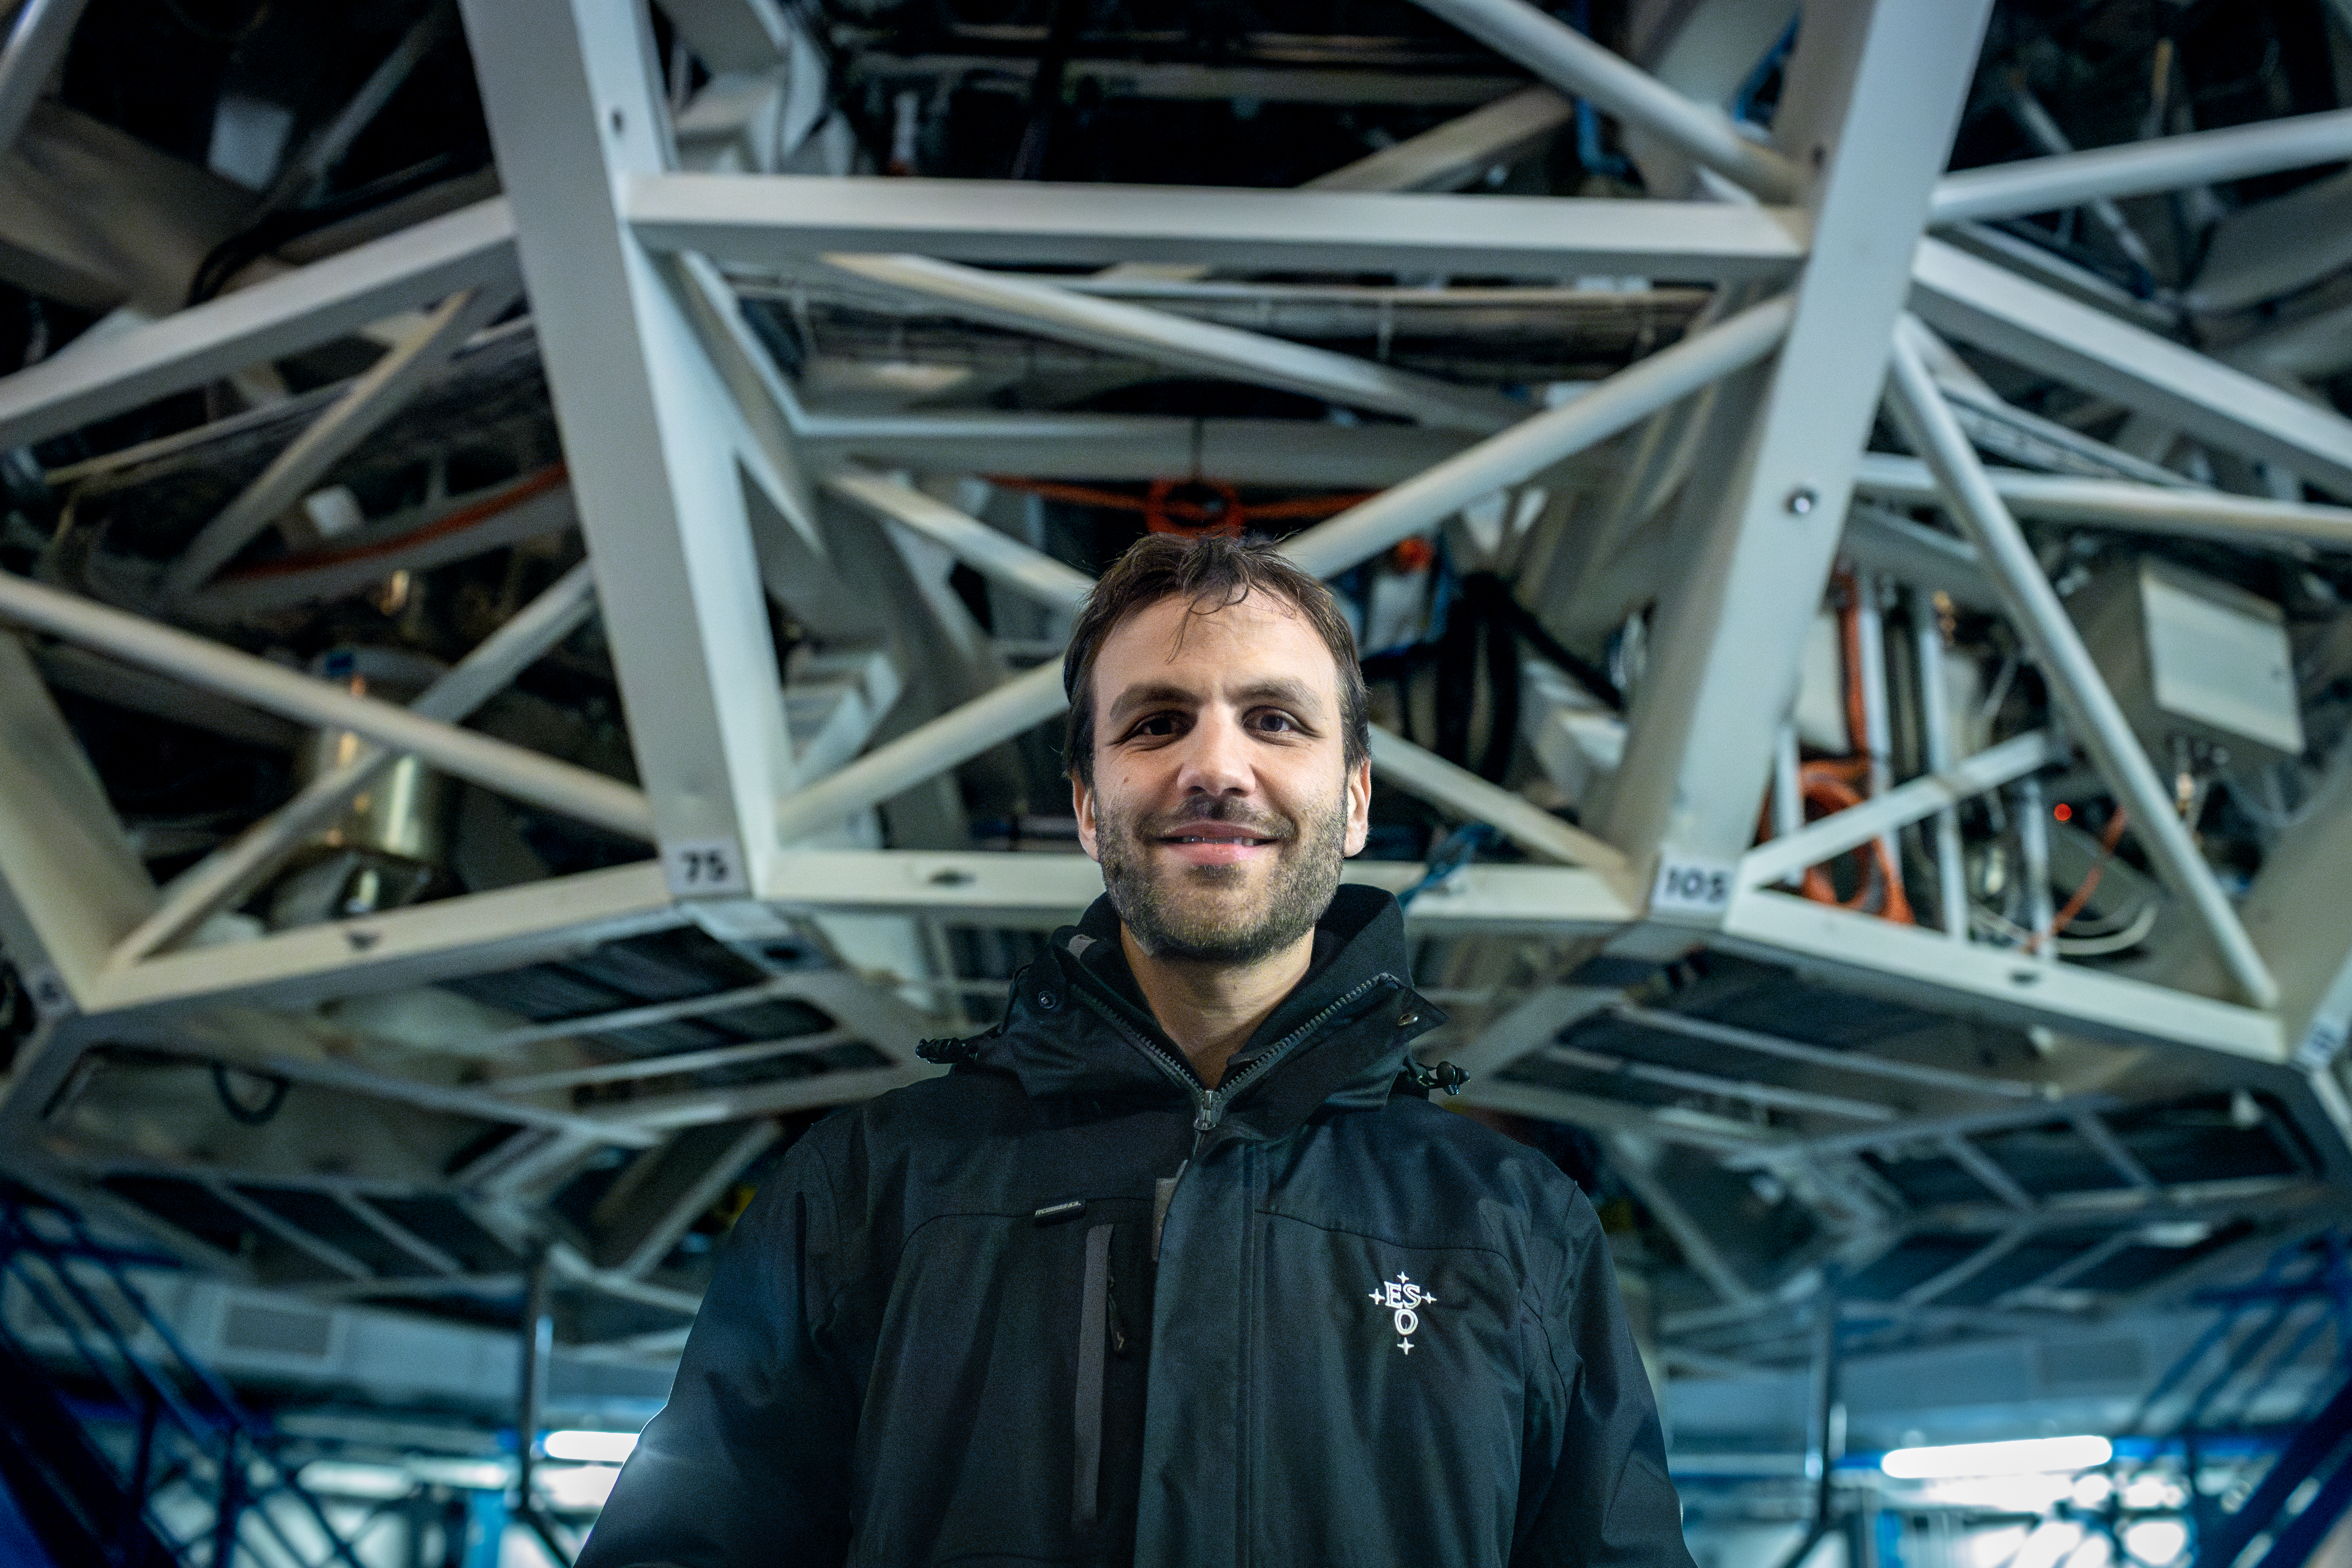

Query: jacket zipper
[1072,1222,1113,1532]
[1075,972,1402,1257]
[1194,971,1400,1134]
[1078,970,1400,1136]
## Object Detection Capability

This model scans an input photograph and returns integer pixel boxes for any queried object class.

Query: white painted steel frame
[0,198,519,451]
[462,0,801,904]
[0,0,2301,1054]
[1601,0,1997,873]
[1883,320,2279,1008]
[626,172,1810,281]
[0,0,2338,1308]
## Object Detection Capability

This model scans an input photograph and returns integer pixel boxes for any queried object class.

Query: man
[579,536,1693,1568]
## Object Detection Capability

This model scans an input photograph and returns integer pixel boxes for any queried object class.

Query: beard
[1095,789,1351,965]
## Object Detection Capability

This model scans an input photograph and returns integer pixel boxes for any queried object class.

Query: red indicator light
[2053,803,2073,823]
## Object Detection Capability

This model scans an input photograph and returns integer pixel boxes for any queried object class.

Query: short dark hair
[1062,533,1370,785]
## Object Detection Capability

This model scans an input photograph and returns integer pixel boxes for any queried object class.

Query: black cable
[1432,577,1478,770]
[210,1063,290,1126]
[187,150,479,306]
[779,0,900,173]
[1009,0,1088,179]
[1475,576,1520,782]
[1490,588,1623,713]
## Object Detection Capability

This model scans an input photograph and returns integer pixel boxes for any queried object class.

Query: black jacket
[579,885,1694,1568]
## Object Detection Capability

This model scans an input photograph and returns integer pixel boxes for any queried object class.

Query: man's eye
[1254,712,1300,734]
[1129,714,1181,739]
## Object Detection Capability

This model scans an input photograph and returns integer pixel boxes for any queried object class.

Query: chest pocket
[848,1204,1154,1565]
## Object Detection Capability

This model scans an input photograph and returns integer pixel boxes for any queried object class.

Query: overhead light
[543,1429,640,1463]
[1917,1474,2078,1513]
[2121,1520,2188,1567]
[408,1457,513,1491]
[1881,1434,2113,1479]
[2013,1522,2087,1568]
[296,1460,413,1500]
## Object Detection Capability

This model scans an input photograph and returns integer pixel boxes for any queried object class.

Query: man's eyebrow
[1105,682,1196,726]
[1104,677,1328,727]
[1232,677,1325,714]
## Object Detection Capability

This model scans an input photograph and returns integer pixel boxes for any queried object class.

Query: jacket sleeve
[576,1129,858,1568]
[1512,1184,1697,1568]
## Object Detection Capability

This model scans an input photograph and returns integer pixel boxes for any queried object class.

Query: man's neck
[1120,925,1314,1088]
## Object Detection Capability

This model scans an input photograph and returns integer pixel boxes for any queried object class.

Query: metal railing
[0,1195,369,1568]
[2107,1229,2352,1568]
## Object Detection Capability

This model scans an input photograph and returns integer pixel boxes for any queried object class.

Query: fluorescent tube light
[543,1428,641,1463]
[1881,1434,2113,1479]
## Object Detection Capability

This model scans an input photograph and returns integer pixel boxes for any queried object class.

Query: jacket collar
[974,883,1443,1139]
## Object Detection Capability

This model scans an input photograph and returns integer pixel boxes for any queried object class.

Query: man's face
[1073,589,1371,964]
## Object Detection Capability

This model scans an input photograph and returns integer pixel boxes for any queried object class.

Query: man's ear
[1341,754,1372,858]
[1072,770,1102,863]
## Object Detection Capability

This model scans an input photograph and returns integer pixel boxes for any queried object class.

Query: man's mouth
[1158,825,1278,846]
[1147,818,1286,863]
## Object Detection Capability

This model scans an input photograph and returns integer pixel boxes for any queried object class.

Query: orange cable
[2028,807,2131,953]
[222,464,571,581]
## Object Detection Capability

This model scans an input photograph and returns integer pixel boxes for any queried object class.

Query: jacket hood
[962,883,1444,1139]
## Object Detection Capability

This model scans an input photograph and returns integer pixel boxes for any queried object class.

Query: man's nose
[1175,711,1253,798]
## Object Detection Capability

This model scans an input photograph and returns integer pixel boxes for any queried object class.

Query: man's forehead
[1093,591,1343,706]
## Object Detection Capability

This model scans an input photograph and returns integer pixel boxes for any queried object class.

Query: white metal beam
[1883,320,2277,1010]
[1599,0,1996,876]
[0,0,89,154]
[1094,83,1571,284]
[0,568,653,841]
[819,253,1525,433]
[1364,726,1629,873]
[461,0,802,902]
[0,197,518,452]
[825,468,1095,611]
[1739,731,2064,891]
[759,849,1633,936]
[82,861,681,1017]
[0,634,154,1008]
[1851,454,2352,553]
[1308,84,1572,194]
[163,283,516,601]
[625,173,1809,282]
[1409,0,1801,200]
[114,561,603,965]
[261,1,460,213]
[1910,236,2352,498]
[797,413,1474,486]
[1283,293,1794,578]
[1930,107,2352,226]
[1716,887,2284,1066]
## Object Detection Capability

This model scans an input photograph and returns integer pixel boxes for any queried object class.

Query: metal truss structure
[0,0,2349,1375]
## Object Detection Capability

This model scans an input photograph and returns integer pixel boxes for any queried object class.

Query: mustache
[1138,798,1294,841]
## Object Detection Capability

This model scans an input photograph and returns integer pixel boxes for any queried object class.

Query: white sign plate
[1650,854,1736,919]
[663,838,750,897]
